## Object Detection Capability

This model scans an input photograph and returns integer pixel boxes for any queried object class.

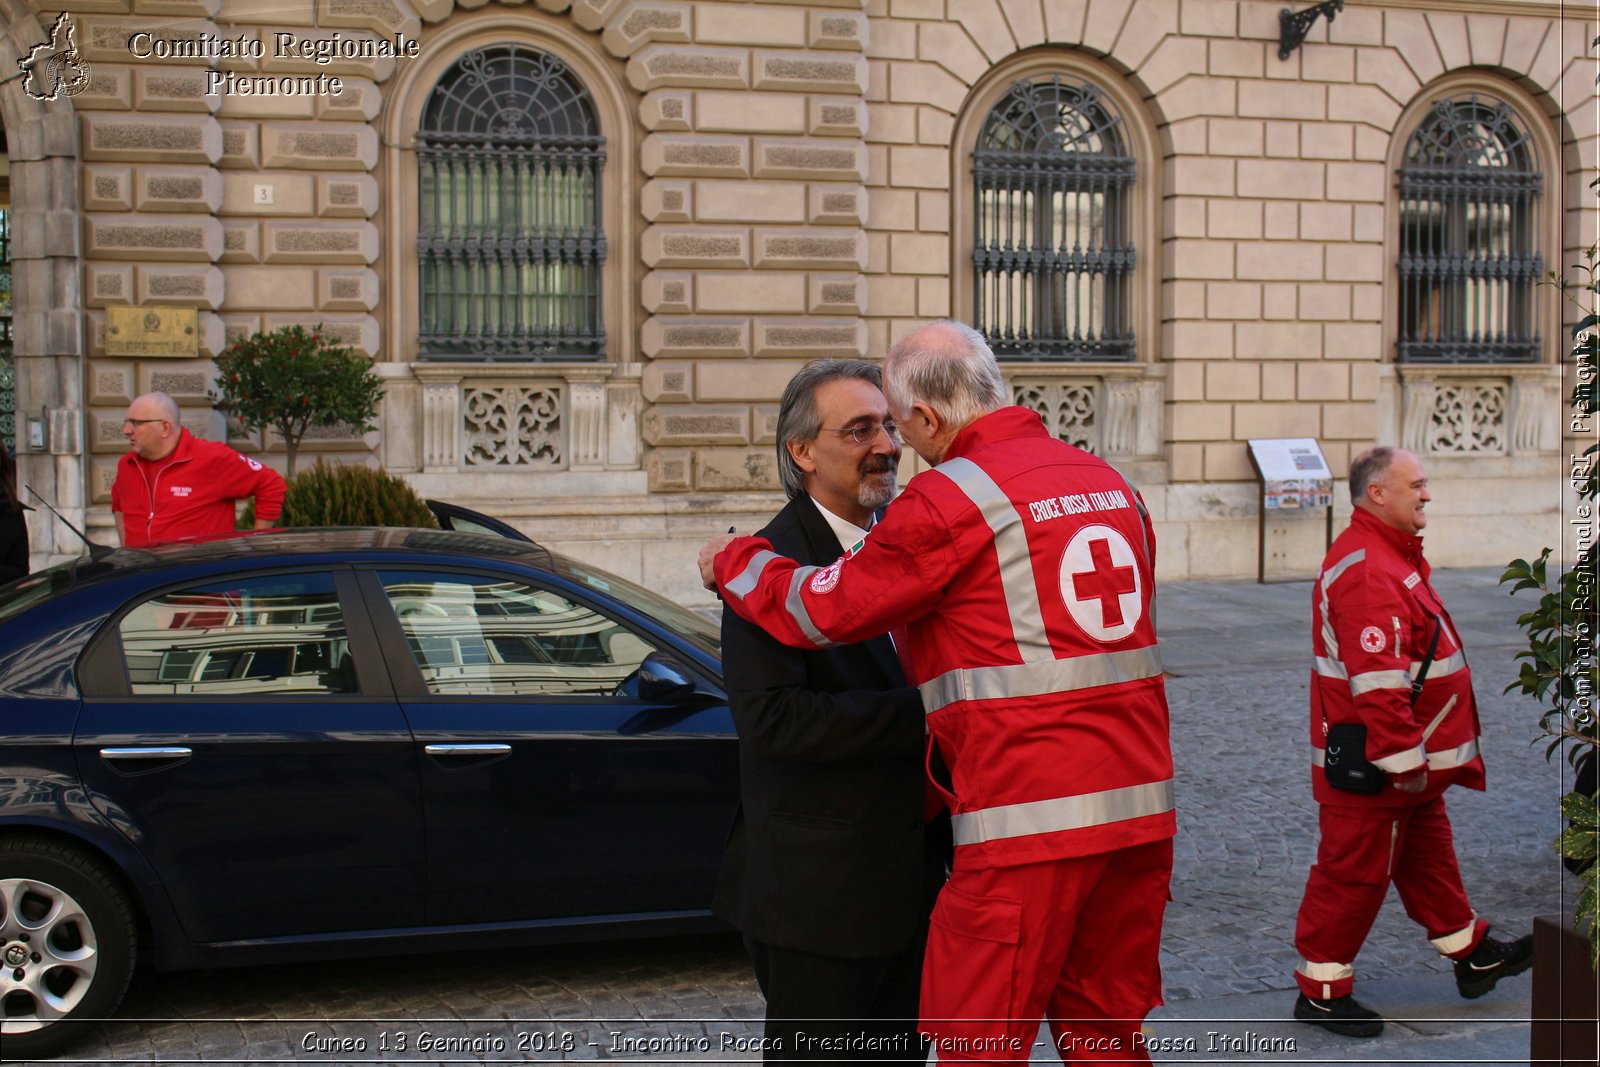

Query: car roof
[48,527,559,590]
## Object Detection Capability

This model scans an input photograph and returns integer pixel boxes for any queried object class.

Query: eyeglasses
[122,418,166,429]
[819,420,899,446]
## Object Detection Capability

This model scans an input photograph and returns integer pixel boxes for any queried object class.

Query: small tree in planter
[211,325,384,476]
[1502,246,1600,965]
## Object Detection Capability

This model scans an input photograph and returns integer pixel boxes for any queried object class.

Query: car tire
[0,837,137,1062]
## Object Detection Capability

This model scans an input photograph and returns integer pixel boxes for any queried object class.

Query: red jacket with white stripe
[111,429,286,548]
[1310,507,1485,807]
[715,407,1175,869]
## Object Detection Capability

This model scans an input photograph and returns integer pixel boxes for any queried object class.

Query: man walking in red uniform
[1292,446,1532,1036]
[112,391,286,547]
[700,322,1174,1064]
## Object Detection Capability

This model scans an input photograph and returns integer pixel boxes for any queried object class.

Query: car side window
[119,574,357,696]
[378,571,658,697]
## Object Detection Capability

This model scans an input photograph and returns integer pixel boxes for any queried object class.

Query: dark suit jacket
[713,495,944,959]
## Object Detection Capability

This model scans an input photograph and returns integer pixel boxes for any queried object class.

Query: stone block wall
[4,0,1587,591]
[70,0,393,505]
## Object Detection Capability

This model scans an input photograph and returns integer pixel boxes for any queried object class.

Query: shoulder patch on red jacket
[1359,625,1385,653]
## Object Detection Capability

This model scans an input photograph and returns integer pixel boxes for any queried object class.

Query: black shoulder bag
[1324,615,1441,795]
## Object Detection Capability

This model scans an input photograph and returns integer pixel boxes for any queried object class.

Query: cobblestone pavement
[23,569,1566,1065]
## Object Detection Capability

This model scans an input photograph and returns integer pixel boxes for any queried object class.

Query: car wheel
[0,838,137,1062]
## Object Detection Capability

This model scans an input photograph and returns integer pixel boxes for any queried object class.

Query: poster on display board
[1247,438,1333,510]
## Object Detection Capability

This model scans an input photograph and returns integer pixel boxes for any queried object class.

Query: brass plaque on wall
[105,306,199,357]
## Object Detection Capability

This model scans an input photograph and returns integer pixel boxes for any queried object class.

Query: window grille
[972,76,1136,361]
[1397,94,1542,364]
[417,45,606,361]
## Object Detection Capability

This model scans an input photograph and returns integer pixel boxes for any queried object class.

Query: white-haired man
[700,322,1174,1064]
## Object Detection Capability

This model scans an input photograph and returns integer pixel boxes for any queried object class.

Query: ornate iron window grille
[1397,94,1542,364]
[972,76,1136,361]
[417,45,607,361]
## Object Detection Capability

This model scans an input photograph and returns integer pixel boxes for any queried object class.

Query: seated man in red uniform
[1292,446,1532,1036]
[701,321,1174,1065]
[111,391,286,547]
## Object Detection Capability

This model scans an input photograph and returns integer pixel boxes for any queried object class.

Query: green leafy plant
[271,461,438,529]
[211,325,384,476]
[1502,240,1600,965]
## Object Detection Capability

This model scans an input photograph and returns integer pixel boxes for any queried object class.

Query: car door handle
[100,746,193,760]
[98,746,193,774]
[423,744,512,757]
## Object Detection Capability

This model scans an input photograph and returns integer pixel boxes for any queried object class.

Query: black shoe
[1454,932,1535,999]
[1293,993,1384,1037]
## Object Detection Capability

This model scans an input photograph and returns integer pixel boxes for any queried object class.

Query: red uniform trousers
[1294,796,1486,1000]
[920,839,1171,1065]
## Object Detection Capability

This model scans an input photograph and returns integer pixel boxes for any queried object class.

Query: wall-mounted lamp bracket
[1279,0,1344,61]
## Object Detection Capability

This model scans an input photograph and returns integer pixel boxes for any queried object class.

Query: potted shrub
[211,324,384,476]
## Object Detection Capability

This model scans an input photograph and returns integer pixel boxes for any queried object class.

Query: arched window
[972,75,1136,361]
[1396,94,1542,363]
[417,45,606,361]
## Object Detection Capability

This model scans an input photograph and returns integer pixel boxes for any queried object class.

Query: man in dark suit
[715,358,947,1063]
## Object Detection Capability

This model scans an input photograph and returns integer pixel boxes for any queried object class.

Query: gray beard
[859,478,897,511]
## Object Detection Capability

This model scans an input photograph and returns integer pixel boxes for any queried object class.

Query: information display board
[1247,437,1333,510]
[1245,437,1335,584]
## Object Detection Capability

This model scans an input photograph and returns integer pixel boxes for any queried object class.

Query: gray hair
[1349,446,1396,503]
[882,321,1007,430]
[134,391,181,424]
[775,359,884,500]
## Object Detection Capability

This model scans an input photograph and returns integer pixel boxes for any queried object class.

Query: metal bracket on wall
[1279,0,1344,61]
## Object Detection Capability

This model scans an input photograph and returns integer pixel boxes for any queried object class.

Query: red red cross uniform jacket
[716,407,1175,869]
[111,429,287,548]
[1309,507,1485,805]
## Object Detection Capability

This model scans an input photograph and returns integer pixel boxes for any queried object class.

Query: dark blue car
[0,525,734,1059]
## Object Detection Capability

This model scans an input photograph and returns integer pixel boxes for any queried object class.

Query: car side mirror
[636,650,698,703]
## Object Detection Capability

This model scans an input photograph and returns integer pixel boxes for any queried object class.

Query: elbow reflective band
[782,564,835,647]
[934,457,1053,663]
[951,778,1174,846]
[725,550,780,600]
[1349,668,1412,695]
[919,644,1164,715]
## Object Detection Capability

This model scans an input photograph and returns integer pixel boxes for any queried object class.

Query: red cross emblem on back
[1073,537,1138,628]
[1058,524,1143,643]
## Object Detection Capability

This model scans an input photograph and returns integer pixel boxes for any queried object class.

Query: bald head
[124,391,182,461]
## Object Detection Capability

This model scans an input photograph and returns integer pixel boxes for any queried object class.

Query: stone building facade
[0,0,1592,606]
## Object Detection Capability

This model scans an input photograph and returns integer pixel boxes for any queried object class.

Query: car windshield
[560,562,720,658]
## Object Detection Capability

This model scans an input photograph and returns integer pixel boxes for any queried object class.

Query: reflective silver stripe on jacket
[919,645,1164,715]
[1311,737,1479,771]
[782,565,834,647]
[1349,668,1412,695]
[725,550,781,600]
[1415,649,1468,681]
[951,779,1174,847]
[1427,737,1479,770]
[1316,549,1365,663]
[1314,656,1347,680]
[934,457,1051,662]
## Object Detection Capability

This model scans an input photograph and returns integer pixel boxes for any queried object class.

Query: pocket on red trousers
[920,882,1024,1049]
